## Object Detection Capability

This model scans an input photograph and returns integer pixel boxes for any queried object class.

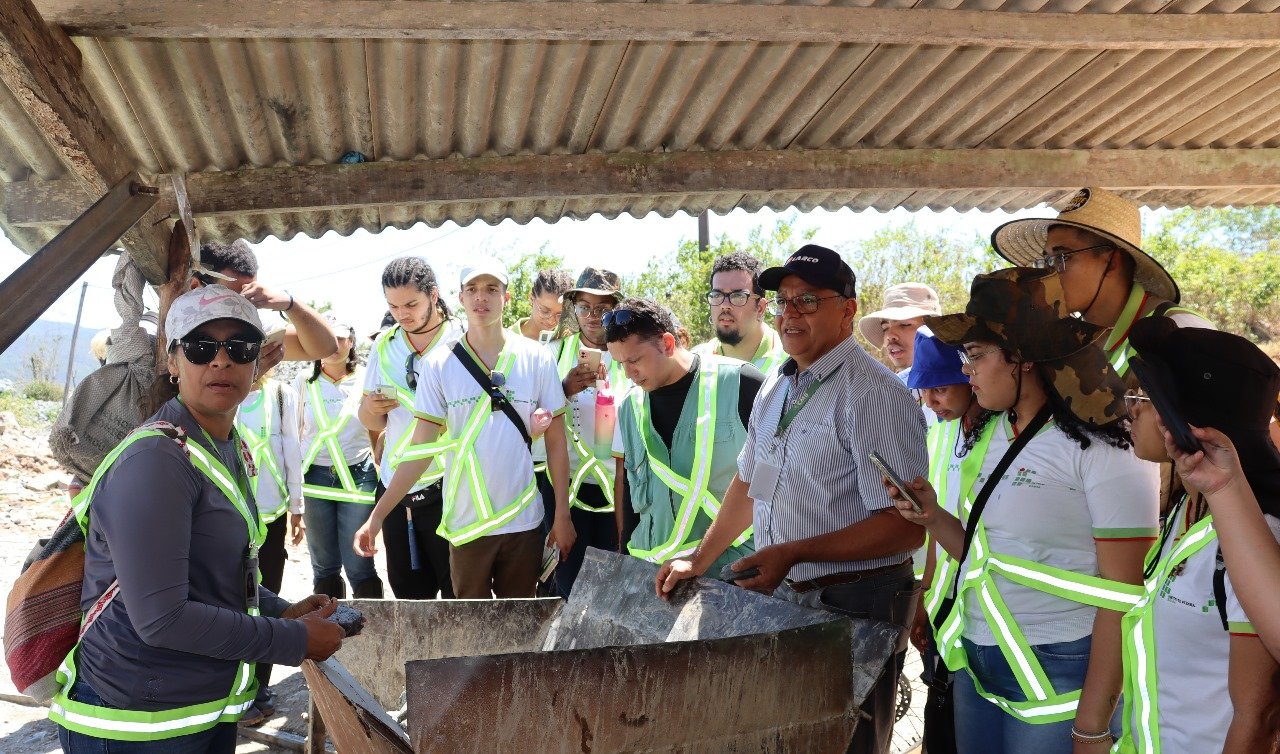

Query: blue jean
[302,461,378,585]
[57,679,236,753]
[953,634,1093,754]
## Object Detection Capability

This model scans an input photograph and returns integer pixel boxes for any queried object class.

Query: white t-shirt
[533,336,627,487]
[363,320,465,489]
[294,367,371,468]
[413,333,566,537]
[962,416,1160,646]
[1142,511,1280,754]
[237,380,303,516]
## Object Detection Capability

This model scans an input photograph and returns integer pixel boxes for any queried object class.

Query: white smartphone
[868,451,924,514]
[263,325,287,349]
[578,346,602,373]
[375,385,399,400]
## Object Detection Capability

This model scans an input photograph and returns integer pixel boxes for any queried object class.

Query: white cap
[165,285,265,344]
[459,257,509,287]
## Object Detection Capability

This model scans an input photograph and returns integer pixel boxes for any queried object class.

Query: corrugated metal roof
[4,0,1280,251]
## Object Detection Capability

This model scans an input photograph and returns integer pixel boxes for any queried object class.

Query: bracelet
[1070,726,1113,744]
[285,292,295,312]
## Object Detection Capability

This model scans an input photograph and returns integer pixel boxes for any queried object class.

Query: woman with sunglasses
[887,268,1158,754]
[50,286,346,753]
[1114,317,1279,754]
[359,257,464,599]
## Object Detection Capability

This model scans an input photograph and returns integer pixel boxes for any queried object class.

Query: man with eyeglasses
[655,244,928,754]
[605,298,764,576]
[692,252,786,374]
[990,187,1213,379]
[535,268,630,595]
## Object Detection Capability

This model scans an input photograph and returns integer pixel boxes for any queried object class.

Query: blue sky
[0,203,1065,337]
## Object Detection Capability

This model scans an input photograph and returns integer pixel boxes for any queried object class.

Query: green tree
[1146,208,1280,340]
[627,215,814,343]
[501,244,568,328]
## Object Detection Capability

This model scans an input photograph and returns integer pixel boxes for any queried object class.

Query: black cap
[759,244,856,299]
[1128,316,1280,513]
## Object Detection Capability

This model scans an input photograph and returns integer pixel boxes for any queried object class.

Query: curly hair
[531,268,574,300]
[381,256,452,320]
[1039,364,1131,451]
[604,297,676,344]
[709,252,766,296]
[199,240,258,278]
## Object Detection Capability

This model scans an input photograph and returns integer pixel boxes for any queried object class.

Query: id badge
[748,460,782,503]
[243,547,260,612]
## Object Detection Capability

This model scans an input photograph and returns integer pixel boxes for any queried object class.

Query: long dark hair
[381,256,452,321]
[308,325,359,383]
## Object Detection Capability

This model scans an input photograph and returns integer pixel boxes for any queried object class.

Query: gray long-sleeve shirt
[78,399,308,710]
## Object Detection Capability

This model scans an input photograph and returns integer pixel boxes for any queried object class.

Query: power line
[276,226,466,287]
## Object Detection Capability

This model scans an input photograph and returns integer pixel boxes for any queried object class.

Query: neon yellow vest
[374,325,448,488]
[552,333,630,512]
[236,384,290,523]
[300,375,374,504]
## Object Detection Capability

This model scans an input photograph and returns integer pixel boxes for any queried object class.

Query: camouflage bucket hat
[564,267,623,301]
[924,267,1127,426]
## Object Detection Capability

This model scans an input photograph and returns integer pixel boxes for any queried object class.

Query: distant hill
[0,320,103,387]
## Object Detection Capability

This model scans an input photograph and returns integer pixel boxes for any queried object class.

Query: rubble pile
[0,410,69,528]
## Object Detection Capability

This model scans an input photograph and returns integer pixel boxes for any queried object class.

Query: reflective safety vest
[374,325,447,488]
[626,355,750,563]
[1105,284,1202,378]
[553,333,629,512]
[930,418,1145,724]
[695,328,787,375]
[49,426,263,741]
[1114,511,1218,754]
[300,375,374,504]
[916,418,961,579]
[400,349,537,546]
[236,384,290,523]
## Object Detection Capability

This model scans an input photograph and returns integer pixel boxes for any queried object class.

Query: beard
[716,323,744,346]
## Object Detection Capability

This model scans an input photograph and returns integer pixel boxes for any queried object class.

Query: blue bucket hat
[906,328,969,390]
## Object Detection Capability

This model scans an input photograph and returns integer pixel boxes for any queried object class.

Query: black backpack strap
[451,342,533,449]
[934,405,1053,631]
[1152,300,1175,318]
[1213,545,1229,632]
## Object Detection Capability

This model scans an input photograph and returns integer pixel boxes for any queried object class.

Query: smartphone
[718,563,761,582]
[539,545,558,583]
[578,346,602,373]
[263,325,287,349]
[538,330,555,346]
[1129,356,1204,454]
[868,451,924,514]
[375,385,399,401]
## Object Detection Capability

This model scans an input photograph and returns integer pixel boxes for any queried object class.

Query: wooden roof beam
[5,148,1279,225]
[33,1,1280,50]
[0,0,169,281]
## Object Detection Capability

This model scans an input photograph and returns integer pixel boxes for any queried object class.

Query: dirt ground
[0,409,925,753]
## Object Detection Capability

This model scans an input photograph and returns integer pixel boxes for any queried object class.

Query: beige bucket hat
[990,187,1179,303]
[857,282,941,346]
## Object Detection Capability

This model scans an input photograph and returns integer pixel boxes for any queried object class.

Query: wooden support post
[0,173,157,355]
[305,692,327,754]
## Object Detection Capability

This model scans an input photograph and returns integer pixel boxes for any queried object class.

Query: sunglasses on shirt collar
[178,334,262,365]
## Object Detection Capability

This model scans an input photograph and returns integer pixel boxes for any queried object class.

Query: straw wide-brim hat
[925,267,1127,427]
[990,187,1179,303]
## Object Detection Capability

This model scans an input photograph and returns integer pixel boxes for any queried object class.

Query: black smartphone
[868,451,924,514]
[719,564,761,582]
[1129,356,1203,455]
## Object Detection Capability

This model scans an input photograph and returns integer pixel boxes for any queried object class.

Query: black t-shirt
[648,355,765,448]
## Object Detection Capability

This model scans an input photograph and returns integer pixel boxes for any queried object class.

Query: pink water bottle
[594,380,616,462]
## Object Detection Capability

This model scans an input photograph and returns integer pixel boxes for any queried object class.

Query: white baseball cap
[165,285,265,344]
[459,257,509,287]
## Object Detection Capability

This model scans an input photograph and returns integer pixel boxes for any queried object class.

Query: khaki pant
[449,527,543,599]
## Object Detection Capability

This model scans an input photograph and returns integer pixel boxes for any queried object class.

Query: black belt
[785,559,912,594]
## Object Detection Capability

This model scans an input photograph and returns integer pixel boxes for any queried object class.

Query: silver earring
[169,374,179,385]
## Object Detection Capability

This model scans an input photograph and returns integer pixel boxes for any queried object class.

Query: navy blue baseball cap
[759,244,857,299]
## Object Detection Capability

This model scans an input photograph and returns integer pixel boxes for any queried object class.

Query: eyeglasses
[602,309,635,329]
[405,352,420,390]
[1031,244,1114,273]
[573,303,615,320]
[958,347,1002,366]
[1123,389,1151,411]
[179,336,261,365]
[532,301,562,320]
[706,290,758,307]
[767,294,843,316]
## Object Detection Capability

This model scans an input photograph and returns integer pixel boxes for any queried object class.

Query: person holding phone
[358,257,465,599]
[886,268,1157,754]
[1113,316,1280,754]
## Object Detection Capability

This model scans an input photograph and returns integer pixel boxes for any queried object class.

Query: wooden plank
[33,1,1280,50]
[0,0,168,281]
[298,659,411,754]
[5,148,1280,226]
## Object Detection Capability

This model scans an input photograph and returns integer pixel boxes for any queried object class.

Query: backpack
[4,421,187,702]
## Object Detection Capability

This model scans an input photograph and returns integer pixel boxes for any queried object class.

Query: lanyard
[181,400,259,531]
[774,363,842,439]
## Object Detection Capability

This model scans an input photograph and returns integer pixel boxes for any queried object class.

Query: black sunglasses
[602,309,636,329]
[180,335,261,365]
[405,352,420,390]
